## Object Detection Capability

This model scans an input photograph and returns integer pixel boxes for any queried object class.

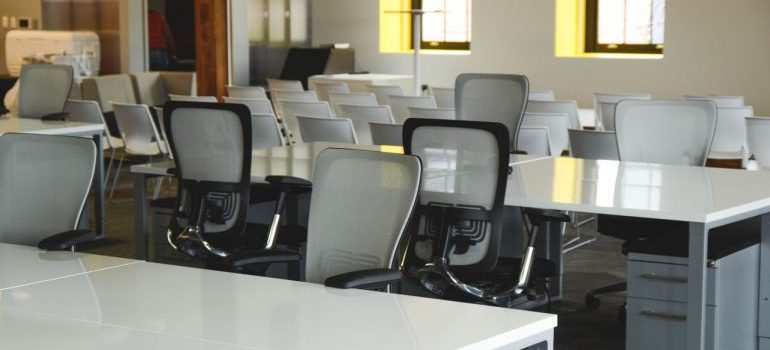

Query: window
[585,0,665,54]
[412,0,471,50]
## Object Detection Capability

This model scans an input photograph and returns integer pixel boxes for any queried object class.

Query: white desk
[505,156,770,349]
[0,244,557,349]
[0,118,107,236]
[309,73,415,95]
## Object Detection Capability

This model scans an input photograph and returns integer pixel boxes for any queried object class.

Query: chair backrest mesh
[223,97,275,116]
[18,64,73,119]
[387,95,437,124]
[615,99,717,166]
[525,100,580,129]
[339,105,394,145]
[0,134,96,246]
[568,129,620,160]
[455,73,529,148]
[369,122,403,146]
[297,116,357,144]
[304,148,421,284]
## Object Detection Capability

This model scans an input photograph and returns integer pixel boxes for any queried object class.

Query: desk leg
[93,133,105,236]
[760,214,770,339]
[133,173,148,260]
[687,222,708,350]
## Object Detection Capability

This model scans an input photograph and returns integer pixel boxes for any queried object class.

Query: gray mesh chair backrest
[311,82,349,101]
[227,85,267,100]
[304,148,421,284]
[455,73,529,148]
[329,92,378,116]
[370,122,403,146]
[525,100,580,129]
[296,116,358,144]
[18,64,73,119]
[251,114,284,150]
[168,94,218,102]
[339,105,395,145]
[278,100,332,143]
[0,133,96,246]
[408,107,456,120]
[517,126,553,156]
[365,84,404,105]
[711,106,754,154]
[223,97,275,116]
[684,95,744,108]
[430,87,455,109]
[529,89,556,102]
[521,112,571,154]
[568,129,620,160]
[112,102,165,156]
[615,100,717,166]
[404,119,509,272]
[387,95,437,124]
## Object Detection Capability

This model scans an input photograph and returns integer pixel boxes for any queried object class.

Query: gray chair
[516,126,553,156]
[338,104,395,145]
[429,86,455,109]
[64,99,122,186]
[568,129,620,160]
[223,97,275,116]
[747,117,770,169]
[131,71,197,107]
[408,107,456,120]
[266,78,304,92]
[228,148,422,289]
[365,84,404,105]
[328,92,378,116]
[593,92,652,131]
[525,100,581,130]
[311,81,349,102]
[296,116,358,144]
[278,100,333,143]
[227,85,268,100]
[369,122,403,146]
[18,64,73,119]
[684,94,744,108]
[168,94,218,103]
[0,133,97,250]
[273,90,319,117]
[710,106,754,157]
[521,112,571,155]
[529,89,556,102]
[455,73,529,149]
[387,95,437,124]
[251,114,285,149]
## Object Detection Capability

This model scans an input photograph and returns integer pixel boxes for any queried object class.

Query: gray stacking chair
[296,116,358,144]
[18,64,73,120]
[64,99,122,187]
[528,89,556,102]
[408,107,456,120]
[568,129,619,160]
[369,122,403,146]
[228,148,422,289]
[168,94,218,102]
[338,104,395,145]
[365,84,404,105]
[709,106,754,157]
[266,78,304,92]
[525,100,581,129]
[521,112,571,155]
[311,81,349,102]
[273,90,319,118]
[747,117,770,169]
[227,85,268,100]
[455,73,529,149]
[0,133,97,250]
[429,87,455,109]
[278,100,333,143]
[684,94,744,108]
[516,126,554,156]
[223,97,275,116]
[593,92,652,131]
[328,92,378,116]
[387,95,437,124]
[251,114,285,149]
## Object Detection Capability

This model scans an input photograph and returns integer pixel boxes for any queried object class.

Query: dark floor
[83,167,629,350]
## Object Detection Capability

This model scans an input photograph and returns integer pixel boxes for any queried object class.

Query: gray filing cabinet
[626,244,759,350]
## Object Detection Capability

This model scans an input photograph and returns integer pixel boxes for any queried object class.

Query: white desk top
[506,157,770,223]
[0,247,556,350]
[0,243,139,291]
[0,118,104,136]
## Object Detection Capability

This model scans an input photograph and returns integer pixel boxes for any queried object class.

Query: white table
[505,156,770,349]
[0,118,107,235]
[309,73,415,95]
[0,244,557,349]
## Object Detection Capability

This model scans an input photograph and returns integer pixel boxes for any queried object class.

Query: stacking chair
[516,126,554,156]
[528,89,556,102]
[227,85,268,100]
[387,95,437,124]
[709,106,754,160]
[311,81,349,102]
[521,112,571,155]
[152,106,174,160]
[429,87,455,108]
[64,99,123,187]
[168,94,218,102]
[593,92,651,131]
[402,119,563,307]
[587,99,717,309]
[455,73,529,149]
[272,90,319,117]
[568,129,619,160]
[164,101,309,271]
[278,100,333,143]
[266,78,304,92]
[18,64,73,120]
[328,92,378,116]
[365,84,404,105]
[223,97,275,116]
[746,117,770,169]
[0,133,97,250]
[684,94,744,108]
[338,104,395,145]
[250,114,285,150]
[369,122,403,146]
[226,148,421,289]
[525,100,581,129]
[296,116,358,144]
[408,107,456,120]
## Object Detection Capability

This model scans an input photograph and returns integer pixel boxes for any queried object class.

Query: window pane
[624,0,652,44]
[268,0,285,42]
[422,0,446,42]
[248,0,265,42]
[597,0,625,44]
[651,0,665,44]
[421,0,471,44]
[289,0,307,42]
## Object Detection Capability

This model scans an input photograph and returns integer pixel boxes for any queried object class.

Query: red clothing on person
[148,11,169,49]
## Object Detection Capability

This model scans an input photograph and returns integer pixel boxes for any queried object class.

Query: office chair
[402,118,565,308]
[0,133,97,250]
[18,64,73,120]
[226,148,422,290]
[163,101,309,273]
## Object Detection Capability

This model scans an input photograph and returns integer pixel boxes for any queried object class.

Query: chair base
[585,281,627,310]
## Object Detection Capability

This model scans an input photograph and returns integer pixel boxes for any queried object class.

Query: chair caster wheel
[585,294,601,310]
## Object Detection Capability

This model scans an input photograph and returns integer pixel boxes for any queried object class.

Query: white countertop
[0,118,104,136]
[506,157,770,223]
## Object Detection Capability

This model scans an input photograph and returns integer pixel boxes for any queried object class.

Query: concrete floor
[83,170,629,350]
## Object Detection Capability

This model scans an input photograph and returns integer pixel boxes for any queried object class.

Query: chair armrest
[40,112,70,122]
[38,229,96,251]
[265,175,312,188]
[226,248,301,269]
[324,268,401,289]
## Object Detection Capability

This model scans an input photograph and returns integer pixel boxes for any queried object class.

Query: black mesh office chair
[402,118,565,308]
[163,101,309,274]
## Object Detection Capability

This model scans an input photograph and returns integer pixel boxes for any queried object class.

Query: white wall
[312,0,770,114]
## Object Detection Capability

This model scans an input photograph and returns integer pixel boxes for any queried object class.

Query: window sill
[556,52,663,60]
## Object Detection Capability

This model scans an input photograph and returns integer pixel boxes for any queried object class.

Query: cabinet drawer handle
[640,310,687,321]
[639,273,687,283]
